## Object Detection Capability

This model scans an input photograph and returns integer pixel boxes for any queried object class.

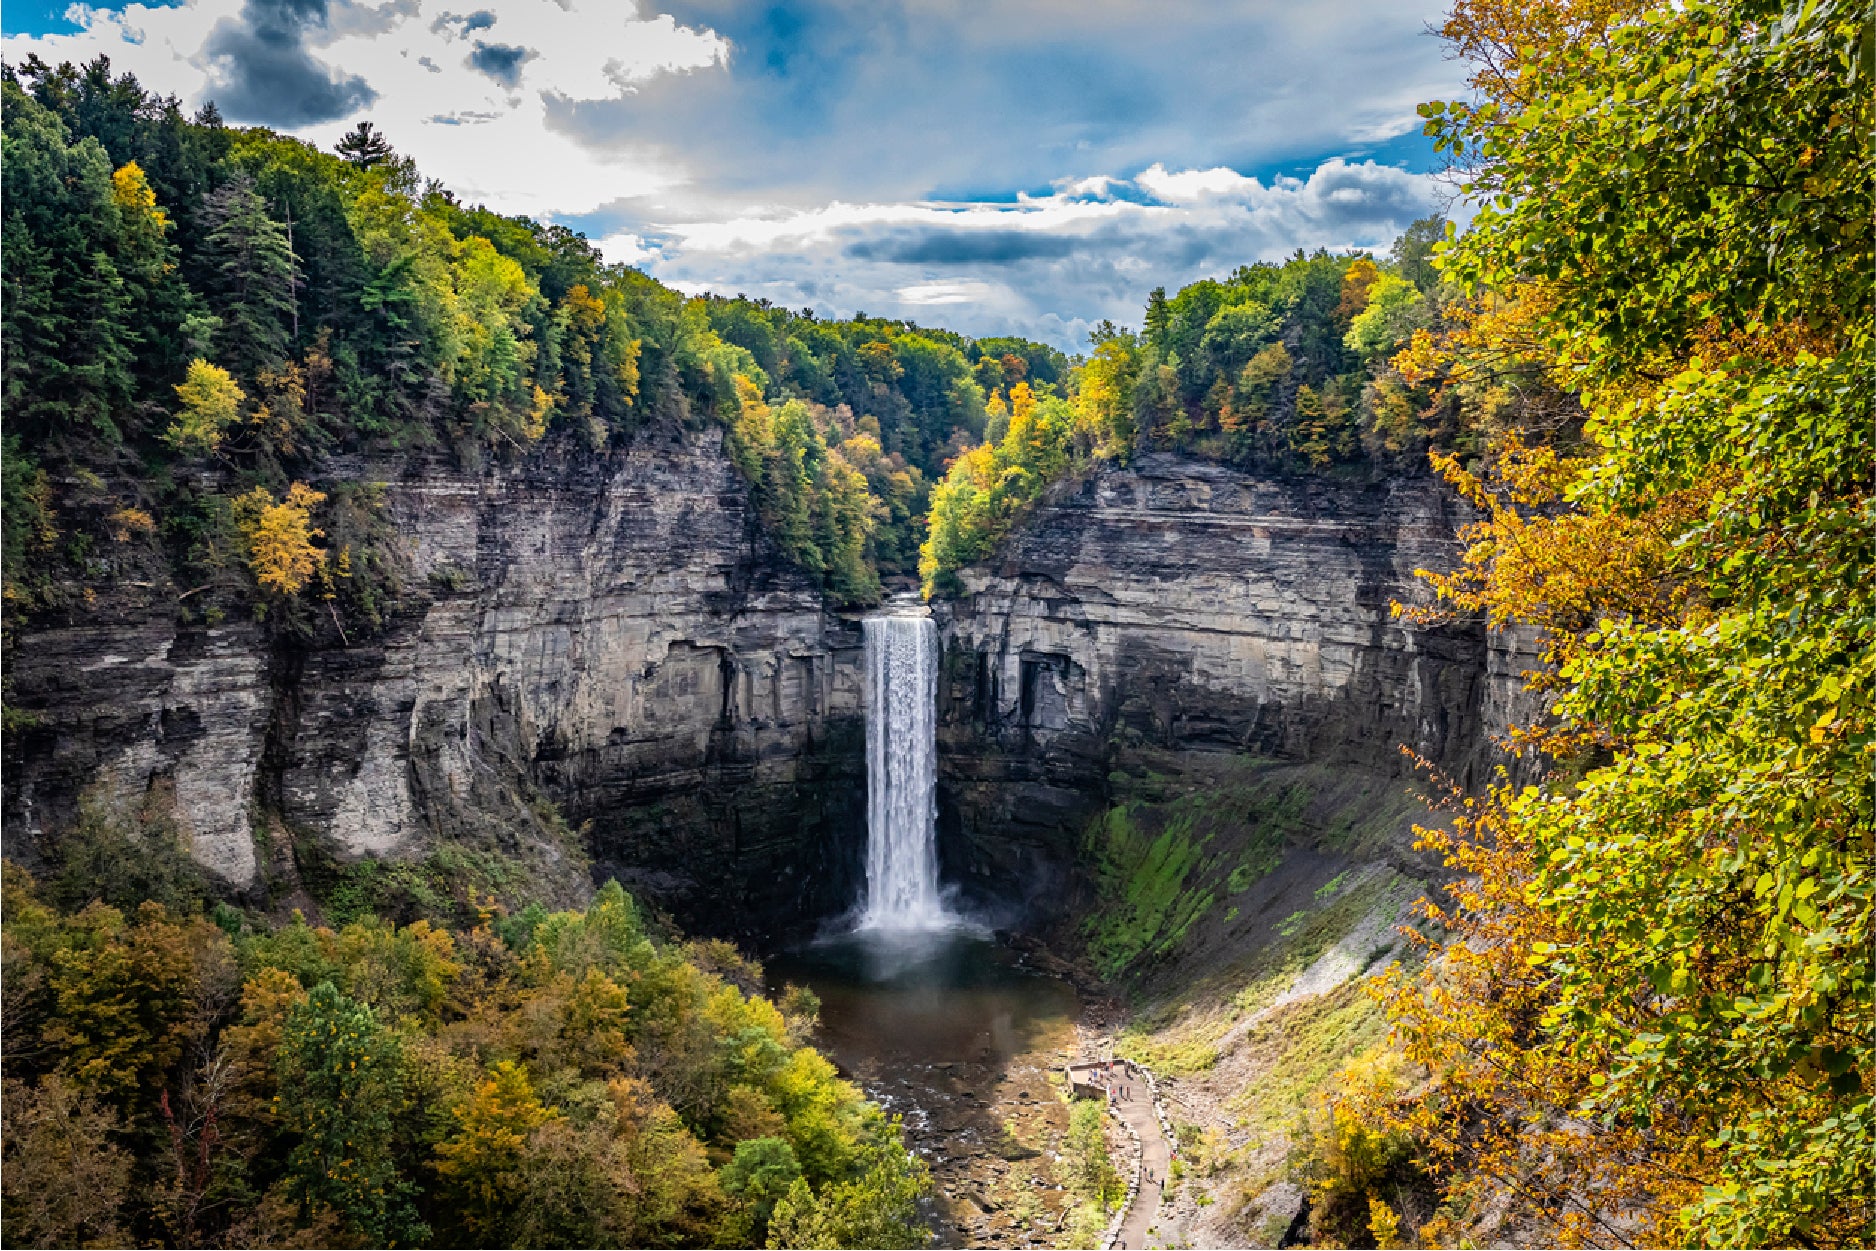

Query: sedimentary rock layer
[3,427,866,935]
[932,454,1532,911]
[4,438,1529,937]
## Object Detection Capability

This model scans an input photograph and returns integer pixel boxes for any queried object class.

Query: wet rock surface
[859,1054,1079,1249]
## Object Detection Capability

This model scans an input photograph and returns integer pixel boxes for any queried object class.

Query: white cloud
[896,280,997,306]
[4,0,729,216]
[635,158,1459,349]
[4,1,1466,345]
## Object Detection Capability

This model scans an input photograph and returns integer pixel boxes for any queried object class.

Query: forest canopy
[0,55,1065,640]
[0,866,928,1248]
[1312,0,1874,1247]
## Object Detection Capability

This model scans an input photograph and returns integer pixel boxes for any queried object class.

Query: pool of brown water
[767,927,1084,1248]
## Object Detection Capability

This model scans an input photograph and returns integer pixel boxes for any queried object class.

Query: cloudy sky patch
[4,0,1462,347]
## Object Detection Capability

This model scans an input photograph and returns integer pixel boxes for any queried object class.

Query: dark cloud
[550,0,1451,209]
[202,0,376,126]
[845,229,1077,265]
[429,9,494,35]
[468,39,535,87]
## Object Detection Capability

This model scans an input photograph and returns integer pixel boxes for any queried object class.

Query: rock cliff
[931,454,1531,914]
[5,440,1526,939]
[3,425,868,937]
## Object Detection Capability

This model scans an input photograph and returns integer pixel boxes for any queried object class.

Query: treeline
[0,861,927,1249]
[0,57,1062,642]
[919,227,1525,593]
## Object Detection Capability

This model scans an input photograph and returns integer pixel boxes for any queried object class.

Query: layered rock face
[931,454,1526,912]
[6,438,1525,938]
[3,426,867,936]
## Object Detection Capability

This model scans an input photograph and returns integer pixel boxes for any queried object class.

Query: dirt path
[1110,1072,1172,1251]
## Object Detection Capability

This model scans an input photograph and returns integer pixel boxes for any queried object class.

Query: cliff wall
[931,454,1532,913]
[5,441,1529,938]
[3,425,868,937]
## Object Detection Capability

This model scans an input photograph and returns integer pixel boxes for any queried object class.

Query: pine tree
[334,120,394,169]
[201,174,298,378]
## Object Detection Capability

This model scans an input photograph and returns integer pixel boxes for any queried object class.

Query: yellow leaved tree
[165,359,245,454]
[232,483,327,596]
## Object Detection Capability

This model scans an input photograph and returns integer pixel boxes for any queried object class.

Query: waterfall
[859,612,951,930]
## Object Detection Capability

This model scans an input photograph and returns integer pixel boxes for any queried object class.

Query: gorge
[6,5,1864,1242]
[3,430,1516,943]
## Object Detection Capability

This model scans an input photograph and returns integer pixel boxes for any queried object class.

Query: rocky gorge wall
[5,437,1532,940]
[931,454,1535,915]
[3,424,869,937]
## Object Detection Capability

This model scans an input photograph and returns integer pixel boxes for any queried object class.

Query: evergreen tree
[0,82,137,444]
[201,173,298,378]
[334,120,395,169]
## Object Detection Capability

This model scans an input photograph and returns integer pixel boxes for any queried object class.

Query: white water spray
[859,611,951,930]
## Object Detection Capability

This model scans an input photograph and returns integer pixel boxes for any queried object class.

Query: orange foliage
[233,483,327,596]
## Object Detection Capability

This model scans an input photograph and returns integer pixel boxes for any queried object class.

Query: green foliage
[277,981,428,1244]
[918,380,1079,594]
[42,788,206,916]
[918,236,1473,594]
[721,1135,803,1244]
[0,866,928,1248]
[1080,771,1298,978]
[1367,1,1876,1246]
[729,379,882,603]
[0,57,1032,636]
[1344,273,1427,361]
[1063,1098,1123,1221]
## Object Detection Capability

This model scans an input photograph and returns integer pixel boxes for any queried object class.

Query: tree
[275,982,426,1245]
[233,482,326,596]
[1365,0,1875,1245]
[0,80,136,443]
[201,173,298,377]
[433,1060,557,1241]
[0,1075,132,1248]
[334,121,394,169]
[1389,215,1446,291]
[720,1135,802,1244]
[46,900,216,1108]
[165,358,244,453]
[765,1141,928,1250]
[1064,1099,1121,1211]
[1343,274,1426,362]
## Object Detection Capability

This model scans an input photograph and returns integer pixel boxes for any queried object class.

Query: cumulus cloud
[200,0,377,125]
[3,0,1465,345]
[3,0,729,215]
[466,38,534,87]
[614,158,1459,349]
[556,0,1456,211]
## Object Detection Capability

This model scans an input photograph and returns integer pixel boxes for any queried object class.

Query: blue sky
[3,1,1464,349]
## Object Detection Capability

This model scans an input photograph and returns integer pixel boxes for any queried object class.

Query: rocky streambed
[766,928,1094,1249]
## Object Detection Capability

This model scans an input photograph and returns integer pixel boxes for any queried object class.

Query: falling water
[859,611,951,930]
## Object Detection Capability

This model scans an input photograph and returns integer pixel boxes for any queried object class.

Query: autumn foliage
[0,867,927,1248]
[1340,0,1875,1246]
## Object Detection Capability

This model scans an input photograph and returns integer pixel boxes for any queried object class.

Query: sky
[3,0,1467,351]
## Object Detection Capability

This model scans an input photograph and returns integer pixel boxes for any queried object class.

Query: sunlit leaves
[165,358,244,454]
[1369,0,1875,1245]
[233,482,327,597]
